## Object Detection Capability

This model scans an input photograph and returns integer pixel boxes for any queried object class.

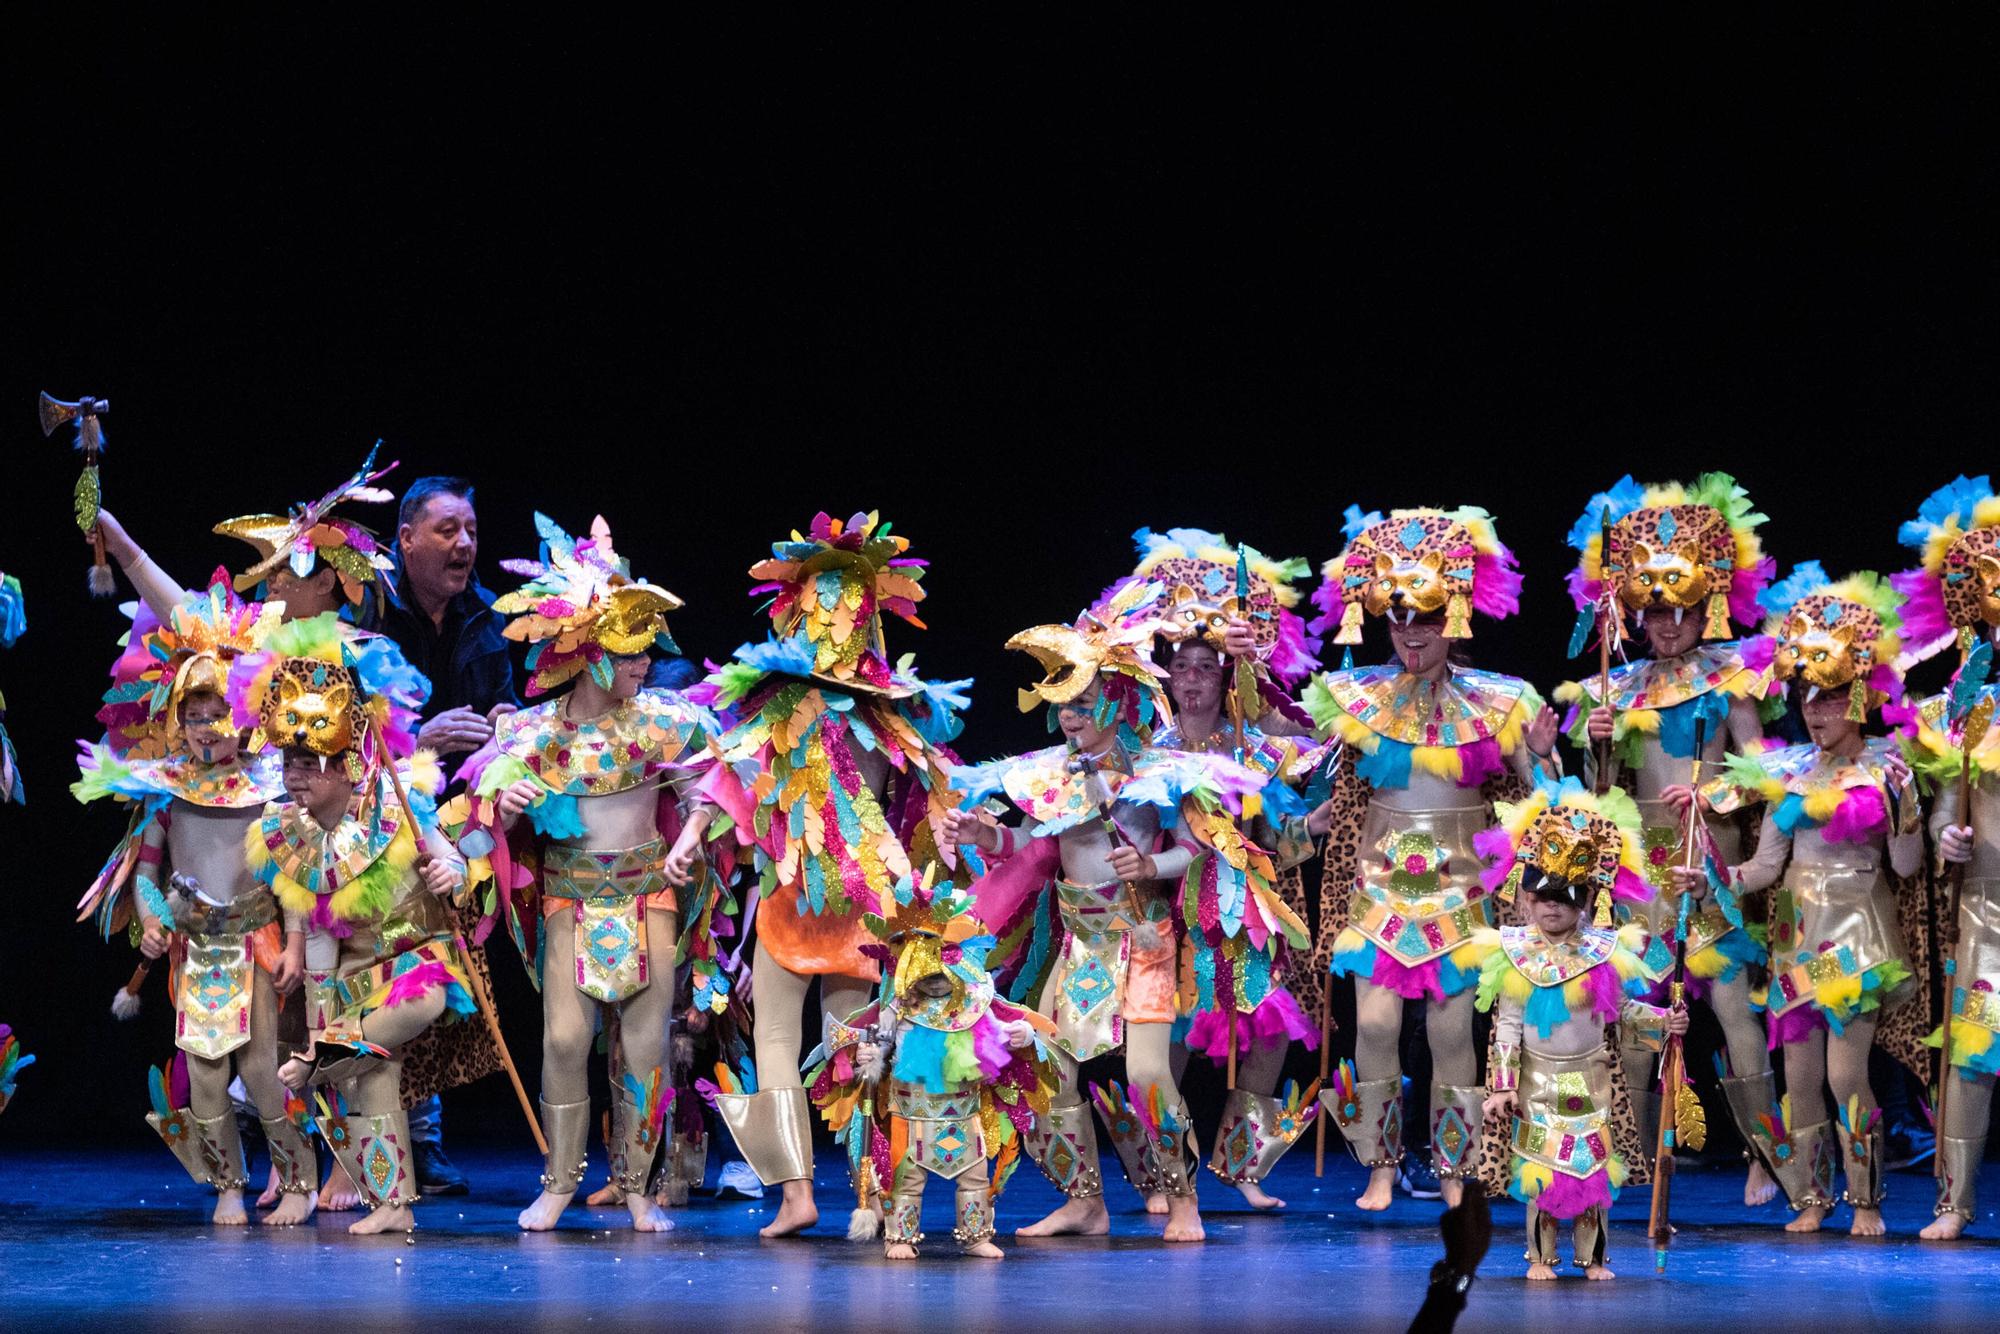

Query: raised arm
[95,510,188,622]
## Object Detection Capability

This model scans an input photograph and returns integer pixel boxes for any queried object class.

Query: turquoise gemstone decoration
[1657,510,1679,543]
[1400,519,1428,550]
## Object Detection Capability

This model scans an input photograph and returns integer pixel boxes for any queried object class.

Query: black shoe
[414,1141,470,1195]
[1397,1154,1442,1200]
[1883,1126,1935,1173]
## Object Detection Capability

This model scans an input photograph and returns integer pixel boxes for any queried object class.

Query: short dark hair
[398,476,476,531]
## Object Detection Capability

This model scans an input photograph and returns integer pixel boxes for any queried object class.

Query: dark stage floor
[1,1144,1994,1332]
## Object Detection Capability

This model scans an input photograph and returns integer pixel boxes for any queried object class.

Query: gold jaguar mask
[261,659,359,756]
[1622,539,1711,612]
[1363,550,1451,621]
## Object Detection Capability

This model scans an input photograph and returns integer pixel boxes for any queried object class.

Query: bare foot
[1439,1177,1465,1208]
[1235,1180,1284,1210]
[1163,1195,1205,1242]
[1585,1264,1615,1280]
[1526,1263,1558,1281]
[517,1188,575,1232]
[1355,1165,1396,1211]
[1144,1191,1169,1215]
[264,1191,316,1227]
[1016,1196,1110,1237]
[1744,1160,1778,1207]
[257,1166,282,1209]
[319,1174,362,1212]
[626,1192,674,1233]
[586,1180,626,1207]
[884,1242,917,1260]
[1785,1204,1828,1234]
[964,1240,1004,1259]
[758,1180,818,1238]
[1920,1212,1968,1241]
[1850,1207,1886,1237]
[213,1188,249,1226]
[348,1203,414,1235]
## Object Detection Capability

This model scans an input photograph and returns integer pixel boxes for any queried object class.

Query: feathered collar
[247,755,440,927]
[74,743,284,810]
[1908,684,1999,780]
[1579,641,1769,714]
[1499,923,1618,987]
[949,743,1264,837]
[1304,663,1540,788]
[496,687,713,797]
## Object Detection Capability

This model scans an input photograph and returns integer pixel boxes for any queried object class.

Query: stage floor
[1,1145,1994,1331]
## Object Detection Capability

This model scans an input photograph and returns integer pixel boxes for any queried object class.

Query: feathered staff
[1648,719,1711,1271]
[1934,638,1994,1188]
[40,391,115,596]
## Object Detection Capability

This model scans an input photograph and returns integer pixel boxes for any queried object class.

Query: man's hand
[139,915,171,960]
[1222,618,1258,661]
[1586,704,1616,743]
[496,777,542,828]
[419,856,462,897]
[1527,704,1560,758]
[1108,846,1157,883]
[1882,752,1914,796]
[942,807,1000,852]
[1666,1002,1691,1038]
[273,933,306,992]
[486,702,519,726]
[1940,824,1976,865]
[1483,1089,1517,1119]
[1306,796,1338,839]
[417,706,495,757]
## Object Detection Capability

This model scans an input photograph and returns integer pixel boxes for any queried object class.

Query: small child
[805,871,1060,1260]
[1474,779,1687,1280]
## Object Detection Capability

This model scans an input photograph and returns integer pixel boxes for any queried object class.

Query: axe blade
[37,390,75,437]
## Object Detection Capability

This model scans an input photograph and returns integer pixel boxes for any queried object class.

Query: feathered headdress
[213,441,397,606]
[1099,527,1321,686]
[1891,474,2000,667]
[860,867,997,1009]
[97,573,287,757]
[1006,579,1171,732]
[493,513,682,696]
[1759,562,1904,721]
[1564,472,1773,643]
[747,510,926,696]
[227,613,427,778]
[1309,505,1522,644]
[1476,775,1651,911]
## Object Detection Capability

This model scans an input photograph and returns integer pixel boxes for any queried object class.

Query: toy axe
[40,391,114,596]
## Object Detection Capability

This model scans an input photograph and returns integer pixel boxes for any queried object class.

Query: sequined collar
[256,780,404,911]
[1501,923,1617,987]
[1754,737,1900,798]
[1586,642,1760,714]
[498,687,709,797]
[1316,664,1529,750]
[130,749,285,809]
[952,742,1254,835]
[895,979,995,1033]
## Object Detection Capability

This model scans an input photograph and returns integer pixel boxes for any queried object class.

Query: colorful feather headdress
[227,613,427,778]
[1007,578,1171,731]
[213,440,398,606]
[1099,527,1321,686]
[493,513,682,696]
[1309,504,1522,644]
[747,510,926,696]
[1759,562,1904,720]
[860,867,997,1001]
[97,573,287,757]
[1564,472,1773,642]
[1477,775,1650,910]
[1891,474,2000,667]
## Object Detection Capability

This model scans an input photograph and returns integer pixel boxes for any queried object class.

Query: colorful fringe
[370,954,476,1024]
[1331,930,1486,1001]
[1473,925,1650,1036]
[1767,960,1913,1049]
[1511,1155,1626,1218]
[1185,987,1319,1059]
[1926,1016,2000,1077]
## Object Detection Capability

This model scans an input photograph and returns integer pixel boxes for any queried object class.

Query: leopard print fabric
[1878,866,1937,1084]
[398,938,505,1109]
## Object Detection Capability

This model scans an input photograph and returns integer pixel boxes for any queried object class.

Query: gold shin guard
[147,1106,243,1190]
[1768,1119,1836,1212]
[658,1129,705,1205]
[955,1174,995,1251]
[1571,1206,1607,1270]
[321,1109,418,1209]
[609,1076,665,1195]
[1141,1095,1200,1199]
[1208,1089,1312,1185]
[1719,1070,1781,1175]
[713,1087,814,1186]
[1526,1206,1561,1266]
[1026,1102,1103,1199]
[1430,1083,1483,1182]
[260,1115,318,1196]
[1321,1076,1402,1169]
[1092,1085,1161,1197]
[885,1159,926,1251]
[1836,1124,1884,1210]
[1936,1134,1983,1221]
[537,1098,592,1195]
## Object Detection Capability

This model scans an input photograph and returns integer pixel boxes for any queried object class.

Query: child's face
[178,692,241,764]
[282,747,357,810]
[1529,893,1582,936]
[914,972,955,999]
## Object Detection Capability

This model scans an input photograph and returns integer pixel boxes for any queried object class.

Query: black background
[2,12,1995,1146]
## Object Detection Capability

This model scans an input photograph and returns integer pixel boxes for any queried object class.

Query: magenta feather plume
[1471,542,1524,621]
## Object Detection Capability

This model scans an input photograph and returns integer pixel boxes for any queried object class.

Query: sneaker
[414,1141,470,1196]
[716,1161,765,1200]
[1883,1127,1935,1173]
[1397,1155,1441,1200]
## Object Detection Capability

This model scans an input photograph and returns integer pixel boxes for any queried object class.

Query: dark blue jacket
[380,554,519,719]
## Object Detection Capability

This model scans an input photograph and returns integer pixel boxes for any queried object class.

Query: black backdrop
[2,12,1995,1146]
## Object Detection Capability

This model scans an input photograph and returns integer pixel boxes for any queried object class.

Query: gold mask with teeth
[260,658,360,757]
[1603,503,1736,638]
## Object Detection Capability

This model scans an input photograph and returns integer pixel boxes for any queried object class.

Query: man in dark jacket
[381,476,521,1195]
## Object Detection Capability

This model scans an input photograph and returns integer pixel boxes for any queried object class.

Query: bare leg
[238,972,314,1227]
[1351,978,1403,1210]
[1922,1072,1993,1240]
[1781,1029,1831,1233]
[1426,988,1478,1208]
[613,909,678,1233]
[1231,1041,1291,1209]
[1016,1064,1110,1236]
[521,913,597,1231]
[1709,970,1779,1205]
[1128,1021,1203,1241]
[344,1059,416,1235]
[1524,1203,1558,1280]
[1825,1014,1884,1236]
